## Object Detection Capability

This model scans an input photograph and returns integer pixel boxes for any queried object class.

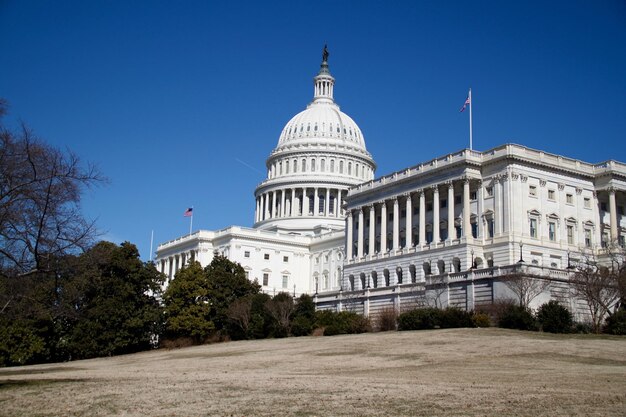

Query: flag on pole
[183,207,193,217]
[459,95,470,112]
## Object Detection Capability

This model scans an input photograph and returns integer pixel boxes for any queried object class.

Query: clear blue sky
[1,1,625,260]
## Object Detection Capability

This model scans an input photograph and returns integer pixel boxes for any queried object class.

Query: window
[548,221,556,241]
[311,159,316,172]
[470,191,477,201]
[282,275,289,288]
[567,225,574,244]
[264,253,270,260]
[619,206,625,215]
[426,202,433,212]
[301,159,306,172]
[245,271,249,279]
[548,190,555,200]
[263,273,269,286]
[320,159,325,171]
[440,199,447,208]
[584,229,592,248]
[529,185,537,197]
[244,251,250,258]
[339,160,344,173]
[413,207,419,215]
[619,235,625,248]
[454,195,462,205]
[584,197,591,209]
[471,222,478,238]
[330,159,335,172]
[530,218,538,238]
[488,219,495,238]
[283,256,289,262]
[486,186,494,197]
[401,209,406,218]
[566,194,574,204]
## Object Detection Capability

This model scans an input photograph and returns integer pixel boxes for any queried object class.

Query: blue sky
[1,1,625,260]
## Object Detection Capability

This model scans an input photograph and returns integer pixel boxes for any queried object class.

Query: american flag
[183,207,193,217]
[459,96,470,112]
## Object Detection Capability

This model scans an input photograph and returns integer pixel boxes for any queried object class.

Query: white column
[271,191,277,219]
[502,173,510,233]
[447,182,455,240]
[314,187,319,216]
[369,205,376,255]
[291,188,296,217]
[346,211,353,259]
[264,193,269,220]
[380,201,387,253]
[494,177,502,235]
[463,178,471,238]
[609,188,618,242]
[357,208,364,258]
[325,188,330,217]
[393,198,400,250]
[303,188,309,216]
[419,190,426,247]
[405,194,412,248]
[477,181,484,240]
[433,186,440,243]
[280,190,286,217]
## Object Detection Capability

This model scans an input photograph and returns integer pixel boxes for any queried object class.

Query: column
[271,191,277,219]
[346,211,353,259]
[419,190,426,246]
[609,188,618,242]
[314,188,319,216]
[280,190,286,217]
[447,182,455,240]
[380,201,387,253]
[338,190,343,216]
[264,193,269,220]
[405,194,412,248]
[369,205,376,255]
[325,188,330,217]
[502,173,510,233]
[255,197,259,222]
[291,188,296,217]
[357,208,364,258]
[433,186,440,243]
[463,178,471,238]
[393,198,400,250]
[303,188,309,216]
[494,177,502,235]
[477,181,484,240]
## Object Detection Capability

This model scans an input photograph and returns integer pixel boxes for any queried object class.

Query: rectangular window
[530,218,538,238]
[548,222,556,241]
[401,209,406,218]
[470,191,477,201]
[600,202,607,211]
[413,207,419,215]
[488,219,495,238]
[584,198,591,209]
[567,225,574,244]
[619,235,625,248]
[245,271,250,279]
[282,275,288,288]
[244,251,250,258]
[440,199,447,208]
[377,216,381,224]
[548,190,555,200]
[566,194,574,204]
[529,185,537,197]
[584,229,592,248]
[426,202,433,211]
[283,256,289,262]
[471,222,478,238]
[619,206,625,215]
[263,273,269,286]
[454,195,462,205]
[264,253,270,260]
[486,186,494,197]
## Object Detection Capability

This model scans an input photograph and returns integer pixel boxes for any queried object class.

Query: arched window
[339,160,344,174]
[348,162,352,175]
[321,159,325,172]
[278,162,282,175]
[311,159,316,172]
[301,159,306,172]
[293,159,297,172]
[330,159,335,172]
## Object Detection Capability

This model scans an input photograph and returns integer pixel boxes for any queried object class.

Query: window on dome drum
[301,159,306,172]
[548,189,555,200]
[330,159,335,172]
[244,251,250,258]
[567,225,574,244]
[566,194,574,205]
[311,159,316,172]
[263,273,269,286]
[584,197,591,208]
[529,185,537,197]
[329,195,335,214]
[308,195,314,215]
[319,196,325,214]
[285,162,289,174]
[548,222,556,241]
[293,160,297,172]
[348,162,352,175]
[339,160,344,173]
[264,253,270,260]
[321,159,325,171]
[530,218,538,238]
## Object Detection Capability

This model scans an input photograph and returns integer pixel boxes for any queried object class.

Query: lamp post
[566,250,573,269]
[518,240,525,263]
[470,248,476,269]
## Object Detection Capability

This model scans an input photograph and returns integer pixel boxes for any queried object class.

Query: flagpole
[149,230,154,262]
[189,207,193,235]
[469,88,473,150]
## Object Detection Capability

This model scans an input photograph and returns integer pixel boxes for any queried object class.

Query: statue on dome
[322,44,329,63]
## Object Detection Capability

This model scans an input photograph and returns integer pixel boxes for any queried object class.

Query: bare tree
[571,247,622,333]
[425,274,448,308]
[265,292,294,335]
[226,296,253,336]
[0,101,104,277]
[501,273,551,309]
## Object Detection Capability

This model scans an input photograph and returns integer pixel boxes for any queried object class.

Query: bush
[604,309,626,335]
[536,301,573,333]
[573,322,593,334]
[375,307,398,331]
[397,308,441,330]
[315,310,371,336]
[471,312,491,328]
[497,304,537,331]
[439,308,474,328]
[290,316,314,336]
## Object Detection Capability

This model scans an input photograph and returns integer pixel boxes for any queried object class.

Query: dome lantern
[313,45,335,103]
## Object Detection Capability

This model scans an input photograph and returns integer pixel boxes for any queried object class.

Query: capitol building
[155,52,625,318]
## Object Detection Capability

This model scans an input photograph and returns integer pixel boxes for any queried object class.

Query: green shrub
[439,308,474,328]
[573,322,593,334]
[315,310,371,336]
[537,301,573,333]
[604,309,626,335]
[290,316,314,336]
[471,312,491,328]
[497,304,537,331]
[397,308,442,330]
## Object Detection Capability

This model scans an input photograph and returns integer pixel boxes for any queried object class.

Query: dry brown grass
[1,328,625,416]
